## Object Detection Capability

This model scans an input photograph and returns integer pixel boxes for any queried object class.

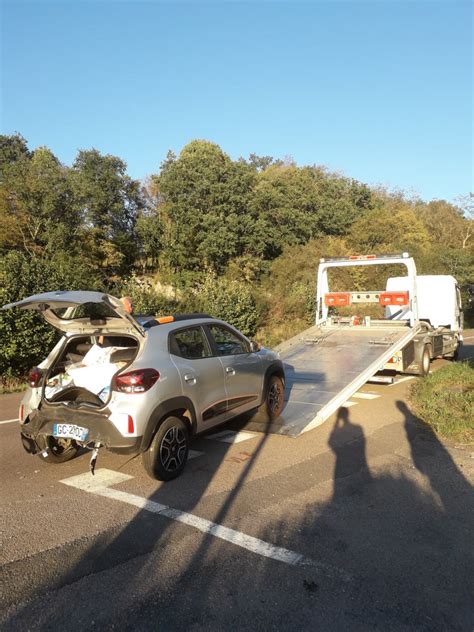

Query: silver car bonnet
[2,290,146,337]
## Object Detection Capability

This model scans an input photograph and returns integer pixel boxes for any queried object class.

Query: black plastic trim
[141,396,198,452]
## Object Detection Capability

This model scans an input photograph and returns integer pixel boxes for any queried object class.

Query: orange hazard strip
[324,293,351,307]
[379,292,409,306]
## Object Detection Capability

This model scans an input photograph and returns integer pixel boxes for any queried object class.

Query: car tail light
[28,367,42,388]
[113,369,160,394]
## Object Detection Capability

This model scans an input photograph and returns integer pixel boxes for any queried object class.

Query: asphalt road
[1,337,473,631]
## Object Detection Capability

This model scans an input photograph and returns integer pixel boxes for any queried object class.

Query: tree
[0,250,101,377]
[0,145,78,255]
[244,153,282,172]
[416,199,472,250]
[198,275,259,337]
[71,149,144,276]
[155,140,256,275]
[349,206,431,254]
[0,133,30,174]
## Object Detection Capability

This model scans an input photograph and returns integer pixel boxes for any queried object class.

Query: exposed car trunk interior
[44,335,139,407]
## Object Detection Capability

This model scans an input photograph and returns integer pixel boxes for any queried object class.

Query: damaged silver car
[3,291,285,480]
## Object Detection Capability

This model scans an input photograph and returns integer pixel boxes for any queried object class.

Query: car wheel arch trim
[141,396,197,452]
[263,362,285,398]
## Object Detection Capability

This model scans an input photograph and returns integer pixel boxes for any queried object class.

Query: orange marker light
[156,316,175,324]
[349,254,376,260]
[324,293,351,307]
[379,292,409,306]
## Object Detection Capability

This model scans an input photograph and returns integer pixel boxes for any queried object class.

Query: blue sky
[1,1,472,202]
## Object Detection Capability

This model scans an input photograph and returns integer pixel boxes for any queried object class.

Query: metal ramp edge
[240,325,418,438]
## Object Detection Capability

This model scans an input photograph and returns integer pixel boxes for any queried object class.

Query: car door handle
[225,367,236,375]
[184,374,197,384]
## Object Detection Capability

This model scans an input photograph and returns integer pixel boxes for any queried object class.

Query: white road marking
[352,392,380,400]
[60,469,351,581]
[188,449,204,460]
[0,418,18,425]
[342,401,357,408]
[61,468,133,491]
[206,430,257,444]
[287,399,326,406]
[388,375,416,387]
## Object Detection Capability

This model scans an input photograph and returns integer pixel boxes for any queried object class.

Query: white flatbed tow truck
[247,253,463,437]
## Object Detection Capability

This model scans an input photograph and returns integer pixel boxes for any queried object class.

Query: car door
[206,323,263,418]
[169,325,227,431]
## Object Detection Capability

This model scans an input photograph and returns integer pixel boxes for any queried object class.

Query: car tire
[142,416,189,481]
[265,375,285,419]
[36,435,79,463]
[419,345,431,377]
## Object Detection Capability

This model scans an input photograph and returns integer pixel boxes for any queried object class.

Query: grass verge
[0,375,27,395]
[410,359,474,444]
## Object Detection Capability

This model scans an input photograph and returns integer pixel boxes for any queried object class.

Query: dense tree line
[1,133,472,378]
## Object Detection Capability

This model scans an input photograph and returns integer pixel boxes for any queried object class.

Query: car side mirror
[250,340,261,353]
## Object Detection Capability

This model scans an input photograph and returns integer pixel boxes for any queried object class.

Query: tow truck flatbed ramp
[243,323,418,437]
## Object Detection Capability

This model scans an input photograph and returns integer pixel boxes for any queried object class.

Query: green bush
[197,276,259,337]
[112,280,182,317]
[410,359,474,443]
[0,251,100,378]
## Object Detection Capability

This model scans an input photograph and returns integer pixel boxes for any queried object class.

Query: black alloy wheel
[266,375,285,419]
[142,416,189,481]
[160,425,187,473]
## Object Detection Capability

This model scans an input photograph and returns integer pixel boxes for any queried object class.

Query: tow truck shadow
[4,402,474,631]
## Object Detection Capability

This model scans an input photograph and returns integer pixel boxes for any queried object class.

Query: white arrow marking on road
[205,430,258,444]
[188,449,204,460]
[388,376,416,387]
[61,468,351,581]
[352,392,380,400]
[342,401,357,408]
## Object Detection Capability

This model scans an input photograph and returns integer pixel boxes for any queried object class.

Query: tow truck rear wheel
[419,345,431,377]
[142,416,189,481]
[36,435,79,463]
[445,340,460,361]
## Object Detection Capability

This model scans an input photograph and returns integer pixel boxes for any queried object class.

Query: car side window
[208,325,249,356]
[170,327,212,360]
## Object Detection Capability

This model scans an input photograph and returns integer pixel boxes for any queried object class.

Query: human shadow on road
[4,401,474,631]
[1,395,276,630]
[399,399,474,517]
[328,407,372,497]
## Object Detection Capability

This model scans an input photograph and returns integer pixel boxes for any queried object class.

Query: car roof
[146,317,246,339]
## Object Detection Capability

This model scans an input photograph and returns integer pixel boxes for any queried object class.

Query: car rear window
[170,327,212,359]
[52,303,117,320]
